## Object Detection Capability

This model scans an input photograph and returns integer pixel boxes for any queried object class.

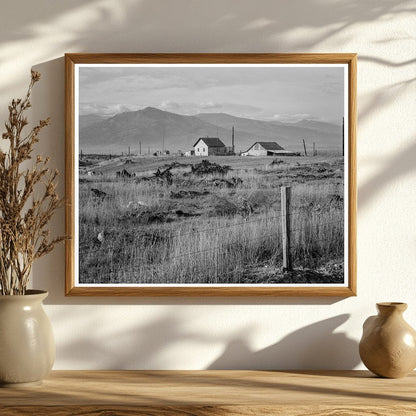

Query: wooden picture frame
[65,53,356,296]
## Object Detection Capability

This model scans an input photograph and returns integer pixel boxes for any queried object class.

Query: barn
[193,137,226,156]
[242,141,299,156]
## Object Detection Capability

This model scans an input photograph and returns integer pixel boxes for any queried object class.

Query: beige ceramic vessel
[359,302,416,378]
[0,290,55,387]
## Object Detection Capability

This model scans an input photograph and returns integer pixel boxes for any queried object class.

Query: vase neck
[377,302,407,316]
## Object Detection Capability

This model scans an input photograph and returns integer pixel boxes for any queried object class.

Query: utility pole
[302,139,308,156]
[232,126,235,155]
[162,124,165,153]
[139,141,142,155]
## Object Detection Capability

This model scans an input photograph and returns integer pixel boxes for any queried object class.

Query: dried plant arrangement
[0,71,65,295]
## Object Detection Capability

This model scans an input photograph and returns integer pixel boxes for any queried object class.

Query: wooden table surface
[1,370,415,415]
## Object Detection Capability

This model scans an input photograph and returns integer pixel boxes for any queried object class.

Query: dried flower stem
[0,71,65,295]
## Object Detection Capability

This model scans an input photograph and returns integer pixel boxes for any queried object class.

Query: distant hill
[289,119,342,132]
[79,107,343,154]
[79,114,108,130]
[195,113,342,153]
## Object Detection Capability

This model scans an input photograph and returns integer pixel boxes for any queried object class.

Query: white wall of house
[1,0,414,371]
[194,140,209,156]
[194,140,227,156]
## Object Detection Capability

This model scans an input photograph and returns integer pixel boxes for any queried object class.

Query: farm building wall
[194,141,209,156]
[243,143,268,156]
[208,146,227,155]
[5,0,414,372]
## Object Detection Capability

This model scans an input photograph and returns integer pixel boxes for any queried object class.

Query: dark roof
[193,137,226,148]
[256,141,284,151]
[243,141,285,154]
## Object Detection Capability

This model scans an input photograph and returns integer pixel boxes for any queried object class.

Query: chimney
[232,126,235,154]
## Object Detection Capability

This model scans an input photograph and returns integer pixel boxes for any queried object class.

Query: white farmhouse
[193,137,227,156]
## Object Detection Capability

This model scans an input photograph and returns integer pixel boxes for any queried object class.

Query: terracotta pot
[0,290,55,387]
[359,302,416,378]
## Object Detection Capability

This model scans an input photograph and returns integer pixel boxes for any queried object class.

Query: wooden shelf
[1,370,415,415]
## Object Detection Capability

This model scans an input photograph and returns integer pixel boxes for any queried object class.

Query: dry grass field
[78,155,344,284]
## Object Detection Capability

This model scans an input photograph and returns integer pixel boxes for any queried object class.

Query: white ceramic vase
[0,290,55,387]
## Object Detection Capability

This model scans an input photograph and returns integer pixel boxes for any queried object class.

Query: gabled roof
[243,141,285,154]
[256,141,284,151]
[193,137,226,148]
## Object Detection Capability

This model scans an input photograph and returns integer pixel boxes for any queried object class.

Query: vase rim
[0,290,48,301]
[377,302,407,312]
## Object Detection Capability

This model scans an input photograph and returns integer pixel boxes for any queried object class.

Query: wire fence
[134,209,341,240]
[79,176,346,284]
[119,185,345,282]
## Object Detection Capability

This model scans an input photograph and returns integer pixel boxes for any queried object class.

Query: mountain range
[79,107,343,154]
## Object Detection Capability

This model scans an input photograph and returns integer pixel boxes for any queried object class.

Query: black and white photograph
[66,54,356,295]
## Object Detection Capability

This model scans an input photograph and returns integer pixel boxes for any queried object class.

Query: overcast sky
[79,65,345,124]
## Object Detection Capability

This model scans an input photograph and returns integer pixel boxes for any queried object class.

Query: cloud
[158,100,223,115]
[159,100,182,111]
[78,65,344,122]
[199,101,221,109]
[79,103,144,116]
[157,101,261,117]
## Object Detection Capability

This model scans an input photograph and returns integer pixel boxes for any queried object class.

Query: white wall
[0,0,415,370]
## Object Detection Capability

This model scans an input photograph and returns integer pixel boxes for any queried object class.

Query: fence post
[281,186,292,271]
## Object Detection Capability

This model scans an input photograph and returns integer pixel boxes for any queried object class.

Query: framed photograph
[65,53,356,296]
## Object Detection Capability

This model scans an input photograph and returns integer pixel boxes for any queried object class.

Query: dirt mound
[191,160,231,176]
[135,167,173,185]
[161,161,192,169]
[208,177,242,188]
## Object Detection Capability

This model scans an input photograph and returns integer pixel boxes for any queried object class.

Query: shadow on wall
[358,137,416,210]
[0,0,414,96]
[54,310,216,369]
[53,307,359,370]
[358,78,416,127]
[30,56,67,302]
[45,1,414,52]
[1,0,413,51]
[207,314,360,370]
